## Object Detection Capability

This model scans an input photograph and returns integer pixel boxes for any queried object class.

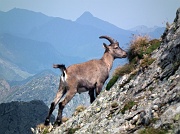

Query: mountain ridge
[0,100,55,134]
[130,25,165,38]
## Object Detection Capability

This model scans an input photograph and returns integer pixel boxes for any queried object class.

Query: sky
[0,0,180,29]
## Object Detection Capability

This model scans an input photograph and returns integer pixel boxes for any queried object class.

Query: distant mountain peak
[76,11,94,21]
[82,11,94,17]
[8,8,29,13]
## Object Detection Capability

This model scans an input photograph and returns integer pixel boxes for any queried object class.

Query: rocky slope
[35,8,180,134]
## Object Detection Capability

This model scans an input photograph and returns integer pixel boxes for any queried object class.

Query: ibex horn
[99,36,117,44]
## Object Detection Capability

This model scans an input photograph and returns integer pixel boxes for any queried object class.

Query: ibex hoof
[54,120,61,126]
[44,118,50,126]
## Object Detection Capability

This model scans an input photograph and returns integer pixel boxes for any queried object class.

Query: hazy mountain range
[129,25,165,37]
[0,8,164,76]
[0,8,165,117]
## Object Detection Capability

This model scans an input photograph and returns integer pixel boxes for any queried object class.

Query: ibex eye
[114,47,118,49]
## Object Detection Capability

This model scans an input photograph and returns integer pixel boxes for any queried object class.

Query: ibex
[45,36,127,126]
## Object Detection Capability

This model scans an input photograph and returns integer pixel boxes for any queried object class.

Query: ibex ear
[103,43,109,51]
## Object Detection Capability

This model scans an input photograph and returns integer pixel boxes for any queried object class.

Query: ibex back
[45,36,127,126]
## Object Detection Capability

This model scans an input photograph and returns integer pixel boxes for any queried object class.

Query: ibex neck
[101,52,114,72]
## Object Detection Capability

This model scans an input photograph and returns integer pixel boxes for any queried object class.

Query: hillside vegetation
[106,35,161,91]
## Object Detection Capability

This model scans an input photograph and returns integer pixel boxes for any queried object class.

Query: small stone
[96,107,101,113]
[108,116,112,120]
[153,98,160,104]
[136,118,142,125]
[133,114,139,121]
[131,105,137,111]
[153,112,159,118]
[80,123,84,127]
[153,105,159,111]
[129,124,136,129]
[131,114,139,124]
[151,93,157,98]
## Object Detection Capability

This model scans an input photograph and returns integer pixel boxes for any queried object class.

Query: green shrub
[43,129,49,134]
[114,63,135,76]
[145,39,161,55]
[106,75,119,91]
[140,57,155,68]
[67,127,80,134]
[148,87,154,92]
[138,127,168,134]
[106,63,135,90]
[121,100,137,114]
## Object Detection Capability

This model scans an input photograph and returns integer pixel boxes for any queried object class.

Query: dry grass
[75,105,86,112]
[138,127,168,134]
[121,100,137,114]
[31,123,53,134]
[113,63,134,77]
[140,56,155,68]
[128,35,150,61]
[62,117,69,123]
[73,105,86,116]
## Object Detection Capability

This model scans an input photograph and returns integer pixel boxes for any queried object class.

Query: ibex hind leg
[55,89,76,126]
[44,87,66,126]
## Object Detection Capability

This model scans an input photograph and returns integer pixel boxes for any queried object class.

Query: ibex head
[99,36,127,58]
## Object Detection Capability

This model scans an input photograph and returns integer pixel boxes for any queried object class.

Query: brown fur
[44,36,127,126]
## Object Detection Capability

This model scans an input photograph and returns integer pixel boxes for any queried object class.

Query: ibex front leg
[88,89,95,103]
[95,83,103,96]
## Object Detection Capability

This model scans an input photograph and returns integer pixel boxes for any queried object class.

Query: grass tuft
[138,127,168,134]
[106,75,119,91]
[73,105,86,116]
[67,127,80,134]
[140,56,155,68]
[121,100,137,114]
[128,35,150,62]
[106,63,135,90]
